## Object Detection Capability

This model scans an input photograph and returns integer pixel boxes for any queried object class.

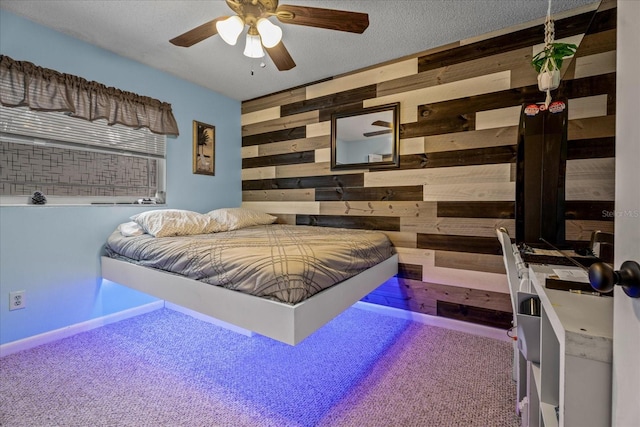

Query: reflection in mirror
[331,103,400,170]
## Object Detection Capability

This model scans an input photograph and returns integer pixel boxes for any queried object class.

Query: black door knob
[589,260,640,298]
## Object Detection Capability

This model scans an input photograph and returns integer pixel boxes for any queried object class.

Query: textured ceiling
[0,0,599,101]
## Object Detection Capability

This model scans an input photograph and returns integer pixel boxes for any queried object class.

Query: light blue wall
[0,11,241,345]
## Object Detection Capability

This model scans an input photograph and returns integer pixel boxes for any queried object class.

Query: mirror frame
[330,102,400,170]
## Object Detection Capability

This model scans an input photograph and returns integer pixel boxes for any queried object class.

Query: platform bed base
[101,254,398,345]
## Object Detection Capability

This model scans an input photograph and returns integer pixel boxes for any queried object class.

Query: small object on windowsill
[30,191,47,205]
[155,191,166,204]
[136,198,156,204]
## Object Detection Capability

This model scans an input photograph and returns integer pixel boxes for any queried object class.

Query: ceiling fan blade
[371,120,393,128]
[363,129,393,137]
[265,42,296,71]
[275,5,369,34]
[170,17,225,47]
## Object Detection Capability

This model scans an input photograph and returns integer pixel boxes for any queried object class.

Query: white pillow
[206,207,277,231]
[118,221,145,237]
[131,209,220,237]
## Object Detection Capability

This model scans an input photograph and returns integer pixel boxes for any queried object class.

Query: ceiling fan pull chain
[250,57,266,75]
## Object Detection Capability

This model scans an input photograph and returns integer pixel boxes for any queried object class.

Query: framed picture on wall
[193,120,215,176]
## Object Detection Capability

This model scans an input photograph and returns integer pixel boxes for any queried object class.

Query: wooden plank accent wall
[241,3,616,330]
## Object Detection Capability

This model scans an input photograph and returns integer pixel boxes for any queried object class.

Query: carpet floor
[0,307,520,427]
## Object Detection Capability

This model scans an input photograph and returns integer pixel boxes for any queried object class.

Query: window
[0,104,166,205]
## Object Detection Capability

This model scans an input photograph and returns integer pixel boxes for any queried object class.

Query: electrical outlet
[9,290,26,311]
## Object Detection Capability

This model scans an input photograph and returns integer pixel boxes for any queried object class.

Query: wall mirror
[331,103,400,170]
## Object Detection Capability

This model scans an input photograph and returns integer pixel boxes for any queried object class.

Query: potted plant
[531,42,577,91]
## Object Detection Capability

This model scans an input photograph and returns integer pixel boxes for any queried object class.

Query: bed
[101,208,397,345]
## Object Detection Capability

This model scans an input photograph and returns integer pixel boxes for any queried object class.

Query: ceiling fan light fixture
[216,15,244,46]
[243,33,265,58]
[171,2,369,72]
[256,18,282,48]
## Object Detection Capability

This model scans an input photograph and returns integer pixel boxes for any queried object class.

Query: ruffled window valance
[0,55,179,136]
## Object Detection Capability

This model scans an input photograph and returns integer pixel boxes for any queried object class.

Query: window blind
[0,104,166,204]
[0,104,165,157]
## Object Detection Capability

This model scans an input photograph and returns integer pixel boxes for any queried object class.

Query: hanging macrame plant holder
[531,0,577,107]
[538,8,558,108]
[537,57,561,93]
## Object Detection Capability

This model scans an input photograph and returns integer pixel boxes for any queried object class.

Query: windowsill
[0,196,166,207]
[0,203,167,207]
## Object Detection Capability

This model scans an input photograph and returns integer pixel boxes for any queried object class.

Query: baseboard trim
[164,302,254,337]
[1,300,510,357]
[0,301,164,358]
[353,301,511,342]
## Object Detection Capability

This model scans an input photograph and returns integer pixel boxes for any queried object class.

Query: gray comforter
[105,224,394,305]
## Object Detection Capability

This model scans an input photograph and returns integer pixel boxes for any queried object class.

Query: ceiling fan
[169,0,369,71]
[363,120,393,137]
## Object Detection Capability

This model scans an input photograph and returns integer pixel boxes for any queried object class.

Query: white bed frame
[101,254,398,345]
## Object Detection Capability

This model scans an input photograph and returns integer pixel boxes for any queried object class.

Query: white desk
[524,264,613,427]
